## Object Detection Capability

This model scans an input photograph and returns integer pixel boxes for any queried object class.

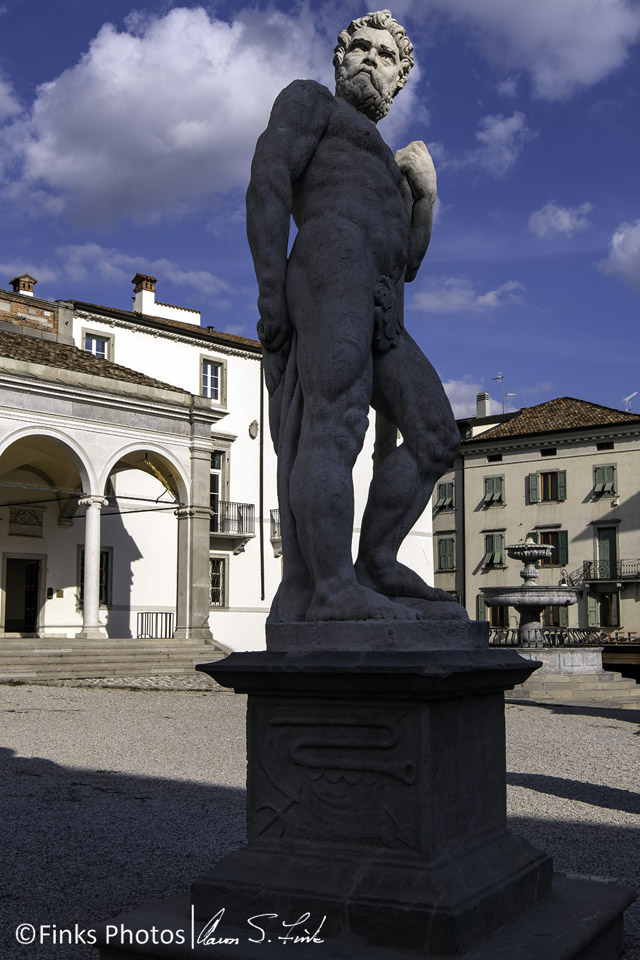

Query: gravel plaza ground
[1,679,638,959]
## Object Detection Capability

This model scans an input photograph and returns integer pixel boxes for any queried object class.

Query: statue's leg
[355,329,460,603]
[286,221,419,622]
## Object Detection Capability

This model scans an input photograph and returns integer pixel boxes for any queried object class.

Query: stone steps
[0,638,225,680]
[506,668,640,708]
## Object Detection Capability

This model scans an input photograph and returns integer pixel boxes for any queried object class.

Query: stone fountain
[482,537,578,647]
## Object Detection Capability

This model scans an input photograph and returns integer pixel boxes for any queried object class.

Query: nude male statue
[247,9,464,623]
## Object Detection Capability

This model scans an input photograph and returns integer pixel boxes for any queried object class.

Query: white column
[77,496,109,639]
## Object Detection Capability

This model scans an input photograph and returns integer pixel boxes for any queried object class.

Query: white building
[0,273,433,656]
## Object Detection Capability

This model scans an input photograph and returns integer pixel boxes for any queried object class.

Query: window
[483,475,504,506]
[597,441,614,452]
[477,594,509,626]
[210,450,224,532]
[84,333,110,359]
[483,532,505,567]
[487,454,502,463]
[79,548,112,605]
[593,465,616,497]
[202,359,222,402]
[434,482,454,510]
[540,447,557,457]
[527,471,566,504]
[536,530,568,566]
[587,591,620,628]
[209,556,227,607]
[437,537,455,571]
[542,605,568,628]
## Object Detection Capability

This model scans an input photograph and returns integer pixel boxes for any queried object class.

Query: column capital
[174,505,212,520]
[78,495,109,509]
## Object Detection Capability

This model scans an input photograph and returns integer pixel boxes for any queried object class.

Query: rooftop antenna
[623,391,637,412]
[492,372,516,414]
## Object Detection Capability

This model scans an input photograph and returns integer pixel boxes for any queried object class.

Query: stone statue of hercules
[246,9,465,623]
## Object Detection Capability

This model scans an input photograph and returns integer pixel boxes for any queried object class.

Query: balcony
[210,500,255,554]
[569,559,640,584]
[270,508,282,558]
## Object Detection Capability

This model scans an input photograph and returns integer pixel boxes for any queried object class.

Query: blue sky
[1,0,639,416]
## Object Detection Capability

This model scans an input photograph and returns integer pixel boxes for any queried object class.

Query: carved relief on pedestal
[248,699,422,854]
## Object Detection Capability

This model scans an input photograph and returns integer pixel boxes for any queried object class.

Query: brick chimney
[10,274,37,297]
[476,392,491,418]
[132,273,157,314]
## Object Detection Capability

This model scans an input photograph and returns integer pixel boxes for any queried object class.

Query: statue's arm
[394,141,437,283]
[247,81,332,358]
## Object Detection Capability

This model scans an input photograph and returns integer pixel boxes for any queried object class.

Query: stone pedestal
[94,622,635,959]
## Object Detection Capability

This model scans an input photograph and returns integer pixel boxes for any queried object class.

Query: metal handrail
[210,500,255,535]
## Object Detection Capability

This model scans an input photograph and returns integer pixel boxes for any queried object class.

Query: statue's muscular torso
[284,81,410,279]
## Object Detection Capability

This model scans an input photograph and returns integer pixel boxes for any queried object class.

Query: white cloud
[496,76,518,98]
[599,220,640,294]
[0,261,58,285]
[423,0,640,99]
[0,78,20,122]
[528,201,593,237]
[437,112,535,178]
[411,276,525,313]
[472,112,535,177]
[442,378,485,418]
[56,243,230,299]
[1,243,231,304]
[0,6,340,224]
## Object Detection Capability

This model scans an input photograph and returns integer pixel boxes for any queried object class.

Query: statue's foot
[267,577,313,624]
[306,582,421,622]
[355,558,457,603]
[394,596,469,620]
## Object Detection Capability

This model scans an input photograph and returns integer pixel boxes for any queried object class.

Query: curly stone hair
[333,9,415,97]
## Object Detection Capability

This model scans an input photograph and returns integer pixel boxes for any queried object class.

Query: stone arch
[0,426,94,494]
[99,443,189,504]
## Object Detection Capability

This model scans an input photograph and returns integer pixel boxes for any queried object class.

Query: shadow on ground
[0,747,245,959]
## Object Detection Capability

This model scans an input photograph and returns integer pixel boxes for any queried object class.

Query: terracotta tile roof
[72,300,261,349]
[465,397,640,442]
[0,329,189,394]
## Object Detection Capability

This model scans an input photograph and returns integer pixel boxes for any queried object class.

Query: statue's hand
[257,295,292,352]
[394,141,437,206]
[257,296,292,395]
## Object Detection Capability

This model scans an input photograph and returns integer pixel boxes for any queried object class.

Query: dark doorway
[5,558,40,633]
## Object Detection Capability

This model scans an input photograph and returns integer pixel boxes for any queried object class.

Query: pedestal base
[94,633,635,958]
[95,874,635,959]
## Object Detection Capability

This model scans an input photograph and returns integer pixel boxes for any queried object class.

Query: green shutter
[557,530,568,567]
[527,530,539,543]
[604,465,616,495]
[594,466,605,495]
[494,477,504,502]
[435,484,446,508]
[483,477,493,503]
[557,470,566,501]
[484,533,494,564]
[438,538,455,571]
[558,605,569,628]
[528,473,539,503]
[587,593,599,627]
[477,594,488,621]
[495,534,505,565]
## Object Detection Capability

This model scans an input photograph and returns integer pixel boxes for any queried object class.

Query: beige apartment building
[433,394,640,638]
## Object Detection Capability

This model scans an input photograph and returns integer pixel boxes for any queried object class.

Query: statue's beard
[335,68,394,122]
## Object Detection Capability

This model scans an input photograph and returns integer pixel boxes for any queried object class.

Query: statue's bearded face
[335,26,400,122]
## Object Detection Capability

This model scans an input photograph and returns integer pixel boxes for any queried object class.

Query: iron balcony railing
[489,626,603,648]
[568,559,640,583]
[137,611,175,639]
[270,508,281,541]
[210,500,255,536]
